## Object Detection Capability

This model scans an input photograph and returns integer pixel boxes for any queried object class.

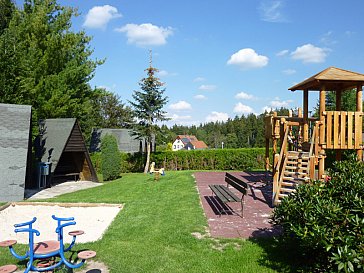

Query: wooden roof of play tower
[289,67,364,91]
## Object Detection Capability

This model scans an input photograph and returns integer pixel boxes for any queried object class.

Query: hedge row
[90,148,266,173]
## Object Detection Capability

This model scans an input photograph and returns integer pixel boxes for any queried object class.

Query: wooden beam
[303,89,309,142]
[357,84,363,112]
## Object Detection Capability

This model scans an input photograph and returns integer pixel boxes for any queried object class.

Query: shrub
[100,134,121,181]
[272,158,364,272]
[151,148,266,171]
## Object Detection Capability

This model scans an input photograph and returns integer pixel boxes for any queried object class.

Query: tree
[0,0,14,33]
[91,88,134,129]
[0,0,103,137]
[129,58,169,173]
[101,134,121,181]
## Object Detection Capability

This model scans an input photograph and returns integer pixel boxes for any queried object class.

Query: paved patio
[194,172,281,239]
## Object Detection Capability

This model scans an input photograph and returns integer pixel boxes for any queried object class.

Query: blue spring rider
[0,215,96,273]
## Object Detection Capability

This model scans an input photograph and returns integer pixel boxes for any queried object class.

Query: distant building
[90,128,155,153]
[172,135,208,151]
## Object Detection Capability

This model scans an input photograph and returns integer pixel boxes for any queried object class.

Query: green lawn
[0,171,298,272]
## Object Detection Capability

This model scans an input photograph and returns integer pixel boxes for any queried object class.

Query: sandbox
[0,202,122,244]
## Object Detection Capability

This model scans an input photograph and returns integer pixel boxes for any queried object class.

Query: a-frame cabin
[37,118,98,185]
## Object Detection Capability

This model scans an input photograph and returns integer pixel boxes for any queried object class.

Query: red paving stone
[194,171,281,239]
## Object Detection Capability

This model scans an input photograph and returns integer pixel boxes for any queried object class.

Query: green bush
[91,148,266,173]
[100,134,122,181]
[151,148,266,171]
[272,158,364,272]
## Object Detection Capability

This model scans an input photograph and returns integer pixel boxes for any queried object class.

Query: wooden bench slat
[209,172,248,217]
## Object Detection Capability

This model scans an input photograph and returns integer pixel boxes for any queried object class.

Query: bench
[209,172,248,217]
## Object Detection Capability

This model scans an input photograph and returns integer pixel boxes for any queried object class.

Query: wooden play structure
[265,67,364,205]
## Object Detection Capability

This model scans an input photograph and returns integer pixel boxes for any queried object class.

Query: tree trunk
[144,140,151,173]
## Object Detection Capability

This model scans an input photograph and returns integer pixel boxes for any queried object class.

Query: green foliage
[129,63,169,173]
[151,148,266,171]
[100,135,122,181]
[0,0,103,139]
[272,158,364,272]
[91,148,266,174]
[91,88,134,129]
[168,110,277,149]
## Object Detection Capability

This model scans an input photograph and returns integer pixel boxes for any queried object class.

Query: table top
[33,240,60,255]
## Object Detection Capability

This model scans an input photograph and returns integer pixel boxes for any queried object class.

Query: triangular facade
[38,118,98,184]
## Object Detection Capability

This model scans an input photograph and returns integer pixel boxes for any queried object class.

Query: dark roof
[0,103,32,201]
[289,67,364,91]
[90,128,151,153]
[41,118,77,172]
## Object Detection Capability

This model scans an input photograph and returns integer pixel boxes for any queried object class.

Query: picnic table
[0,215,96,273]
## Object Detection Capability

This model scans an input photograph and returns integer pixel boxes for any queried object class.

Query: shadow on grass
[250,234,314,273]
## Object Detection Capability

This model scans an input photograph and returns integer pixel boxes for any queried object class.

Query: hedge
[91,148,266,174]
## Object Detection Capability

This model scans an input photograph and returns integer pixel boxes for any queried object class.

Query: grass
[0,171,298,272]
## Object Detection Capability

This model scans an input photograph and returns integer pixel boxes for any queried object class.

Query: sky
[19,0,364,126]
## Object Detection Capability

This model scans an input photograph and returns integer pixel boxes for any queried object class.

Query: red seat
[0,264,17,273]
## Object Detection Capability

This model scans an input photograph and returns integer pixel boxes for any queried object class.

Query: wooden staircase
[274,151,310,204]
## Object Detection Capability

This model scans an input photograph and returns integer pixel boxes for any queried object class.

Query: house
[184,140,208,150]
[89,128,155,153]
[0,103,32,201]
[35,118,98,186]
[172,135,208,151]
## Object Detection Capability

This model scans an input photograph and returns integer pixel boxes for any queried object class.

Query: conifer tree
[129,52,169,173]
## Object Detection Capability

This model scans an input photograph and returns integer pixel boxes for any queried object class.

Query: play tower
[265,67,364,205]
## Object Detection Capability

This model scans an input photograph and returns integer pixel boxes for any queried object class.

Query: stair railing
[308,121,320,180]
[273,121,290,205]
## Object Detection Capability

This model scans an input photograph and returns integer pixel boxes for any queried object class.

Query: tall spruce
[129,52,169,173]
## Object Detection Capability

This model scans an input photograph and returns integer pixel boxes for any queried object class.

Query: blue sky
[33,1,364,126]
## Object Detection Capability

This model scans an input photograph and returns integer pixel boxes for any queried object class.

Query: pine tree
[129,53,169,173]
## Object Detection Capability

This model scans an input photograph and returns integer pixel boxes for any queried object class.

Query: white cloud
[291,44,328,63]
[270,99,293,108]
[193,77,206,82]
[233,103,254,114]
[205,111,229,123]
[235,91,254,100]
[169,113,192,121]
[276,49,289,56]
[157,70,177,77]
[194,94,207,100]
[198,84,217,91]
[227,48,268,69]
[259,0,286,23]
[320,31,337,46]
[169,101,192,111]
[282,69,296,75]
[116,23,173,46]
[83,5,122,29]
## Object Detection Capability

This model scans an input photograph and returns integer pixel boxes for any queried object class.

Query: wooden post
[272,154,279,206]
[357,84,363,161]
[318,87,326,179]
[336,90,342,161]
[265,137,270,172]
[303,89,309,142]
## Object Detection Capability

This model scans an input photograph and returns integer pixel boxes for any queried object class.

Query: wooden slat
[326,112,333,148]
[347,112,354,149]
[333,111,339,149]
[340,112,346,149]
[355,112,362,149]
